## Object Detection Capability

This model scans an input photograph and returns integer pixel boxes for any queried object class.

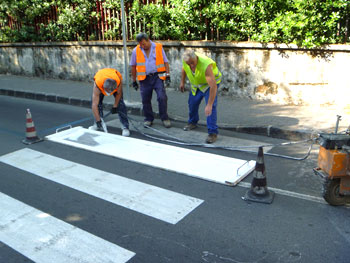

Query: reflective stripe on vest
[93,68,122,96]
[189,71,222,95]
[182,53,222,96]
[136,43,166,81]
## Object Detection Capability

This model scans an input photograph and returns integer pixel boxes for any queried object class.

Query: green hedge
[0,0,349,48]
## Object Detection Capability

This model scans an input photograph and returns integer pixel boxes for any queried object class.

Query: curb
[1,88,314,141]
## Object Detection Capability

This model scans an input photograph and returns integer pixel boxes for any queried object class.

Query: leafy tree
[253,0,349,47]
[0,0,349,47]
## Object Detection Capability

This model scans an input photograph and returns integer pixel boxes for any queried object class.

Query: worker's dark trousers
[98,93,129,129]
[187,85,219,135]
[139,73,169,122]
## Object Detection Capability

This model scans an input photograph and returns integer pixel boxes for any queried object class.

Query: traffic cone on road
[22,109,43,145]
[243,146,275,204]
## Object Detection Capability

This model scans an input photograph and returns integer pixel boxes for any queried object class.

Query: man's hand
[165,75,171,87]
[96,120,104,131]
[205,104,213,116]
[133,81,139,91]
[179,83,185,93]
[110,107,118,114]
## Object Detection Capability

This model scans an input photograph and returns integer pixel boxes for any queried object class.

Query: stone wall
[0,41,349,106]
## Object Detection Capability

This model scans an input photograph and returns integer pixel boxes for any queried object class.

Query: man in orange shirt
[90,68,130,136]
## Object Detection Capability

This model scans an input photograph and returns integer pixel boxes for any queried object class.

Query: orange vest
[136,43,166,81]
[94,68,122,96]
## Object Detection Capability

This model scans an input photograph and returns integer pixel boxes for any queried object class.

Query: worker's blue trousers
[98,93,129,129]
[187,86,219,135]
[140,73,169,122]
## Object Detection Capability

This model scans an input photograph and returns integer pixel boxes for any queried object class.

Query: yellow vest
[183,53,222,95]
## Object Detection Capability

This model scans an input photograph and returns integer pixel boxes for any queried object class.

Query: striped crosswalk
[0,148,205,262]
[0,192,135,263]
[0,148,203,224]
[46,127,256,185]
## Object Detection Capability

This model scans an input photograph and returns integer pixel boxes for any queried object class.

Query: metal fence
[1,0,349,43]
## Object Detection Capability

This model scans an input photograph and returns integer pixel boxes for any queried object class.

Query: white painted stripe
[238,182,326,204]
[0,148,203,224]
[46,127,256,185]
[0,192,135,263]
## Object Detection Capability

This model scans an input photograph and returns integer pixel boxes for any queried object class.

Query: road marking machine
[313,116,350,206]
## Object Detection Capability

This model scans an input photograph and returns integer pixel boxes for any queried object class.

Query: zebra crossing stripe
[46,127,256,185]
[0,192,135,263]
[0,148,203,224]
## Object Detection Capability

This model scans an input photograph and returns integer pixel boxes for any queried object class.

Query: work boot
[144,121,153,127]
[205,134,217,144]
[162,119,171,128]
[183,123,197,131]
[122,128,130,137]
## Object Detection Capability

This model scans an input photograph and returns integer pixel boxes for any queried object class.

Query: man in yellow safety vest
[179,50,222,143]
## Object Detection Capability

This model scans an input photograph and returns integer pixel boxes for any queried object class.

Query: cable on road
[37,112,113,136]
[123,113,315,161]
[37,110,315,161]
[38,116,93,135]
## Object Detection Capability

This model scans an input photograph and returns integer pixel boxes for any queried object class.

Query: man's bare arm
[204,64,218,116]
[131,66,137,82]
[92,83,101,121]
[113,83,123,108]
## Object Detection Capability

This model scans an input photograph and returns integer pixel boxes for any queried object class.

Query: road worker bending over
[90,68,130,136]
[180,50,222,144]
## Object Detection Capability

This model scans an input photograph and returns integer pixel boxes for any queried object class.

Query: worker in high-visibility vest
[130,32,171,128]
[179,50,222,143]
[90,68,130,136]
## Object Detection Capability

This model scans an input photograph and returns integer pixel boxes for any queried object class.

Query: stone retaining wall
[0,41,349,106]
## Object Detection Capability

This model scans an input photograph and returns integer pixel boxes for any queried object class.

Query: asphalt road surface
[0,96,349,263]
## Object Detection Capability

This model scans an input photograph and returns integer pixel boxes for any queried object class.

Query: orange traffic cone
[22,109,43,145]
[243,146,274,204]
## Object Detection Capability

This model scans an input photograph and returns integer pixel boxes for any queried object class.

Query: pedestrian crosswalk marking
[0,148,203,224]
[46,127,256,185]
[0,192,135,263]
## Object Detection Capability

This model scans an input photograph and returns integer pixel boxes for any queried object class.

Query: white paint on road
[0,192,135,263]
[238,182,326,204]
[0,148,203,224]
[45,127,256,186]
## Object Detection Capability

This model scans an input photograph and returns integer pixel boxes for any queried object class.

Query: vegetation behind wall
[0,0,349,48]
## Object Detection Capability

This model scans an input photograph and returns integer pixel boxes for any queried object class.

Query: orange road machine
[314,132,350,206]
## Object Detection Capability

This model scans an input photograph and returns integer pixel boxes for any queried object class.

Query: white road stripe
[0,192,135,263]
[45,127,256,185]
[238,182,326,204]
[0,148,203,224]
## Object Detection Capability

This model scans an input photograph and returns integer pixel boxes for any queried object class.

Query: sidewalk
[1,74,349,140]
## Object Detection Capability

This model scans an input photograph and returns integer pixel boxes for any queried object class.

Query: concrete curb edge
[0,88,314,141]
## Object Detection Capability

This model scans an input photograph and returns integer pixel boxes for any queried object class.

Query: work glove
[96,120,104,132]
[133,81,139,91]
[110,107,118,114]
[165,75,171,87]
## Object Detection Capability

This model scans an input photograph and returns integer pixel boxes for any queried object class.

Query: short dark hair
[103,78,117,91]
[136,32,149,42]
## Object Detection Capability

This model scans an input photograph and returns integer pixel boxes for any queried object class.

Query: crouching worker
[90,68,130,136]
